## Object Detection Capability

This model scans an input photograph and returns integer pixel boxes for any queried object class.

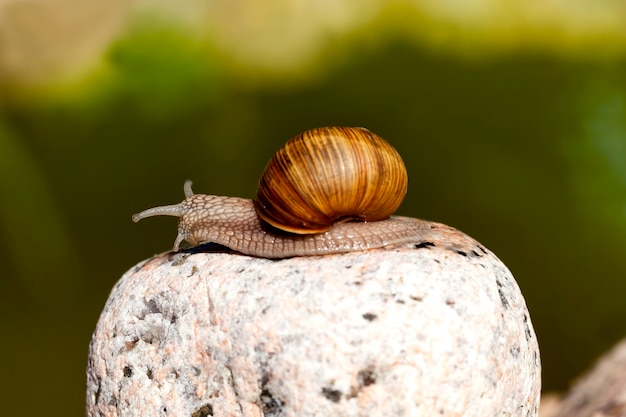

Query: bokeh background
[1,0,626,415]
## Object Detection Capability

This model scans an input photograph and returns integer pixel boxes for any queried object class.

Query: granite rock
[86,231,540,417]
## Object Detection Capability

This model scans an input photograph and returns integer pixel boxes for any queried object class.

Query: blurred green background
[1,1,626,415]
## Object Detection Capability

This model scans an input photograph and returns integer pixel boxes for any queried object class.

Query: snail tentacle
[183,180,195,198]
[132,204,186,223]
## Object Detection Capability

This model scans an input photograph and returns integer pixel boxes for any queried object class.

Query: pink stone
[86,235,540,417]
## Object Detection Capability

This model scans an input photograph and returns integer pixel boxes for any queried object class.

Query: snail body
[133,127,434,258]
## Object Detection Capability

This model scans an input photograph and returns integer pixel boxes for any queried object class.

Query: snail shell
[255,127,408,233]
[132,126,449,258]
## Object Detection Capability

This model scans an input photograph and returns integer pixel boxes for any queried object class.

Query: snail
[132,126,439,259]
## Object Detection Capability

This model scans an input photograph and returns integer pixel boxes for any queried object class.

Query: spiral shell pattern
[255,126,408,234]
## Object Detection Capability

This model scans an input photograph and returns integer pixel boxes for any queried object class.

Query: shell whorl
[254,127,408,234]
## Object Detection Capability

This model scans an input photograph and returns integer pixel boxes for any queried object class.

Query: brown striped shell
[254,127,408,234]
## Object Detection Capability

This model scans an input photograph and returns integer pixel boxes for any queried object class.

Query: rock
[86,230,540,417]
[540,338,626,417]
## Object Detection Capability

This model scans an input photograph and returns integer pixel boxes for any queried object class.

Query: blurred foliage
[1,2,626,416]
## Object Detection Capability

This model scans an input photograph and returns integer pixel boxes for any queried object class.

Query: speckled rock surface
[86,229,540,417]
